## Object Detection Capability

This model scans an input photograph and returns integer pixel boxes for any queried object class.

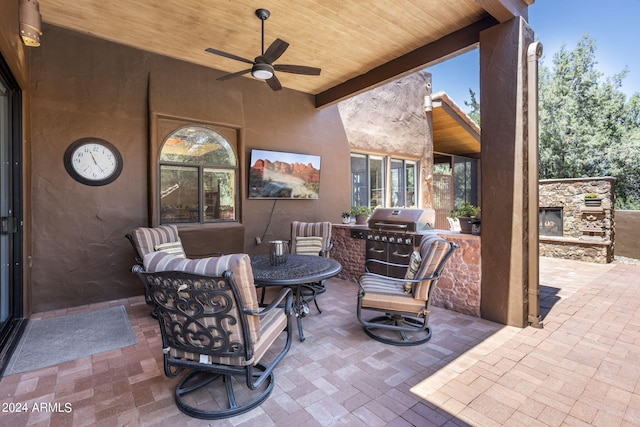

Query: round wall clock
[63,138,123,186]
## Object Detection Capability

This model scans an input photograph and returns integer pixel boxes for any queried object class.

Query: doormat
[4,305,137,376]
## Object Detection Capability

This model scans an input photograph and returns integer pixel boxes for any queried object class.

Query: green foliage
[349,206,373,216]
[538,35,640,209]
[584,193,599,199]
[449,201,480,219]
[464,88,481,126]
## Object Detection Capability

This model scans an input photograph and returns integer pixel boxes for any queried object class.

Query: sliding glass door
[0,55,24,375]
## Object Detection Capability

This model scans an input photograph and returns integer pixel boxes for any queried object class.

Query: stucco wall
[28,24,351,312]
[612,210,640,260]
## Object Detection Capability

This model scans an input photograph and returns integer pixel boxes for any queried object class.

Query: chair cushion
[413,235,451,301]
[291,221,331,256]
[143,251,260,344]
[294,236,324,256]
[154,240,186,258]
[403,250,421,294]
[131,225,181,258]
[359,274,426,314]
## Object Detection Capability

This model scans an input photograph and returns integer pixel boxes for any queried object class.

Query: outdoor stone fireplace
[539,177,615,263]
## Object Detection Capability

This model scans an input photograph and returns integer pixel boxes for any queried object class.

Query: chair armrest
[358,271,441,283]
[364,258,409,272]
[243,287,292,317]
[320,241,334,257]
[130,264,145,273]
[188,252,225,259]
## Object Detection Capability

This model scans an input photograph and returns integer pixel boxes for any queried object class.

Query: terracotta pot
[355,214,368,225]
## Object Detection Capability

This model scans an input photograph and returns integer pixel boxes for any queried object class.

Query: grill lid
[368,208,435,232]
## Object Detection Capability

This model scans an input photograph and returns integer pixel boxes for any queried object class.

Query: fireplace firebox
[539,207,563,237]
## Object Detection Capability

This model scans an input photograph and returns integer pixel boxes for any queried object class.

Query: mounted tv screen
[249,149,321,199]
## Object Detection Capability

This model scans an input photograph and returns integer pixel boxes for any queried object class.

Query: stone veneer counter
[331,224,481,317]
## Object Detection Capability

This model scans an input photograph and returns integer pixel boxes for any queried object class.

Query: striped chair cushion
[143,251,261,344]
[294,236,324,256]
[154,240,186,258]
[291,221,331,257]
[412,234,451,301]
[359,274,425,314]
[131,225,181,258]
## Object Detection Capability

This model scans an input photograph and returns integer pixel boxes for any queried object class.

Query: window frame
[350,152,419,209]
[158,124,239,225]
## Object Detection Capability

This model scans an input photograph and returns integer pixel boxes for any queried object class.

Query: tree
[538,35,640,208]
[463,34,640,208]
[464,88,480,126]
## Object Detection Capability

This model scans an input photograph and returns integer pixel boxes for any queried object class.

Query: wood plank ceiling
[39,0,532,106]
[431,92,481,156]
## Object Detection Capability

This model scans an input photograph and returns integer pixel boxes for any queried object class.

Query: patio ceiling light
[251,63,274,80]
[19,0,42,47]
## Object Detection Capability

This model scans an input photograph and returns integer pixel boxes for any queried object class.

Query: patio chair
[290,221,333,313]
[447,217,461,232]
[137,251,292,420]
[356,234,458,346]
[126,225,224,307]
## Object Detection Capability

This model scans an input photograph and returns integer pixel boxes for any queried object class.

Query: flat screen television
[249,149,321,199]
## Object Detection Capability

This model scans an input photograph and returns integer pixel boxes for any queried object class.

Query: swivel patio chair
[126,224,225,306]
[126,225,187,307]
[137,251,292,420]
[357,234,458,346]
[290,221,333,314]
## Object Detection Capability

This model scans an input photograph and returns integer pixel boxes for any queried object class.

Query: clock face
[64,138,123,186]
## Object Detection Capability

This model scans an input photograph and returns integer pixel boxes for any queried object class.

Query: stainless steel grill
[351,208,435,278]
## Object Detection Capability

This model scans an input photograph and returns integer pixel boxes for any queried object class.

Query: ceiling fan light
[251,63,274,80]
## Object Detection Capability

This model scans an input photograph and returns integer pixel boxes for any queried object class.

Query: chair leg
[360,313,432,346]
[174,364,274,420]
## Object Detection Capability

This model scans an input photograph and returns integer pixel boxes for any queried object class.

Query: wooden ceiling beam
[314,16,498,109]
[475,0,530,22]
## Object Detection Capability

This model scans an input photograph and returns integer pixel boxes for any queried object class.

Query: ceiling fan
[205,8,321,91]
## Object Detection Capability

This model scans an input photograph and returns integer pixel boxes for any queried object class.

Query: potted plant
[584,193,602,207]
[350,206,373,225]
[449,202,480,234]
[341,211,352,224]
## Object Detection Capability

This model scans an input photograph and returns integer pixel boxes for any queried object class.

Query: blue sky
[427,0,640,112]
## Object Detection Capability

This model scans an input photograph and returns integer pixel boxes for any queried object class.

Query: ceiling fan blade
[262,38,289,64]
[266,74,282,91]
[274,64,322,76]
[205,48,254,65]
[217,69,252,81]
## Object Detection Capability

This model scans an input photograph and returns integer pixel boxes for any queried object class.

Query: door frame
[0,54,26,377]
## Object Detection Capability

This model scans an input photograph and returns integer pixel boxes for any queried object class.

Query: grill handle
[371,222,408,230]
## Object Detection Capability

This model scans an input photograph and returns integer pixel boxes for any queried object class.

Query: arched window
[159,126,237,223]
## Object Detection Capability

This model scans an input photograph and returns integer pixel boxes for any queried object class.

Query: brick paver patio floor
[1,256,639,426]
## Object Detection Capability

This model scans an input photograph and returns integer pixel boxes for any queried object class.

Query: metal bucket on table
[269,240,288,265]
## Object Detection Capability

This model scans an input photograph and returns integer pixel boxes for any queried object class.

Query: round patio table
[250,254,342,341]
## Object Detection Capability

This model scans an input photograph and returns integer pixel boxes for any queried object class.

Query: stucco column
[479,17,536,327]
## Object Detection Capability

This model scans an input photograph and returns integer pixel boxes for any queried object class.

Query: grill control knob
[374,235,380,240]
[381,236,388,242]
[405,238,413,245]
[367,234,373,240]
[389,237,395,243]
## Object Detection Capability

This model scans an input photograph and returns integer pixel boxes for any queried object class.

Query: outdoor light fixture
[19,0,42,47]
[251,63,274,80]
